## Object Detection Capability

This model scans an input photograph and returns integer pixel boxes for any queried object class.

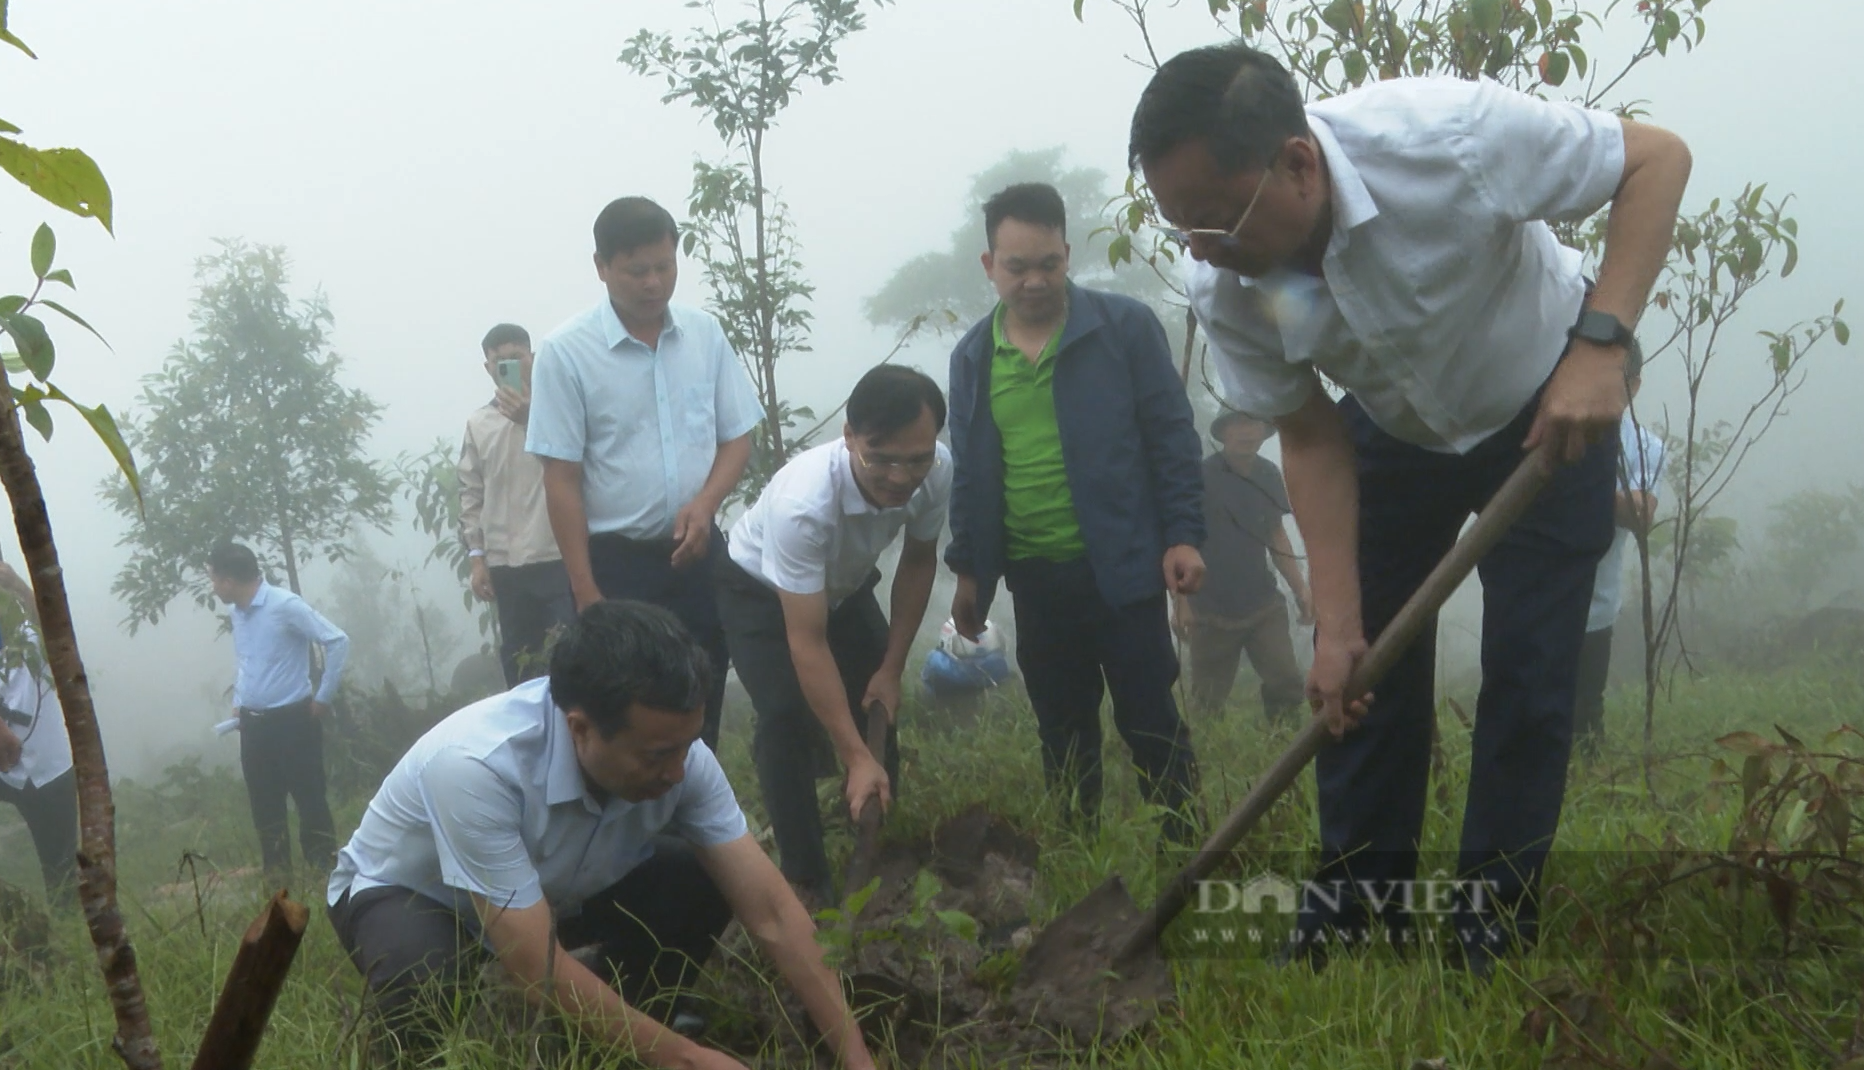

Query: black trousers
[1572,625,1615,757]
[588,527,729,750]
[1002,557,1200,843]
[0,768,77,905]
[489,560,576,688]
[1298,390,1616,954]
[238,700,335,873]
[328,838,732,1053]
[715,557,896,900]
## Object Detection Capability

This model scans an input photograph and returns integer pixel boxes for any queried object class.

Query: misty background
[0,0,1856,777]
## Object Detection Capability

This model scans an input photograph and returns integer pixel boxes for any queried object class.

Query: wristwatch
[1568,308,1636,350]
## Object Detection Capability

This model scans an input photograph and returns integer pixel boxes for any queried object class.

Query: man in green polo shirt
[947,182,1208,841]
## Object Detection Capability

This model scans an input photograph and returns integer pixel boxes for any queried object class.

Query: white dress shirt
[525,301,763,540]
[1587,416,1667,632]
[1187,76,1627,453]
[327,677,749,916]
[0,626,72,791]
[729,439,952,608]
[230,582,349,710]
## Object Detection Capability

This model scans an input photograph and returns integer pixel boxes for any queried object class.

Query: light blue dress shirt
[525,300,763,540]
[1587,416,1667,632]
[229,582,349,709]
[326,677,749,917]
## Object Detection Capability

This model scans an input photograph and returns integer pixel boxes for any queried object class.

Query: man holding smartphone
[460,323,575,687]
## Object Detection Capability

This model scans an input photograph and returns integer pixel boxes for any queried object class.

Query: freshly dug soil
[704,804,1095,1068]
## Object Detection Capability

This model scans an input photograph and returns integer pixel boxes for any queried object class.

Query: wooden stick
[189,891,311,1070]
[843,701,892,899]
[1119,445,1559,963]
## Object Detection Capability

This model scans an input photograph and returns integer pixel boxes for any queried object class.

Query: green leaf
[1836,319,1851,346]
[0,141,114,232]
[936,909,979,944]
[44,385,140,501]
[1539,50,1570,87]
[0,294,22,317]
[43,268,71,288]
[1469,0,1504,35]
[0,311,52,379]
[0,118,20,135]
[29,222,52,278]
[39,299,107,347]
[1567,43,1587,79]
[1342,49,1368,84]
[19,396,51,440]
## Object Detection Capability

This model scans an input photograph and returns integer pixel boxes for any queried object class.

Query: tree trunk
[0,385,162,1069]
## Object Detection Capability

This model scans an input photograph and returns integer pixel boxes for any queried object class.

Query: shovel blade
[1010,876,1173,1043]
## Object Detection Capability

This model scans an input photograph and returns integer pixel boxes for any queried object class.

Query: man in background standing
[528,197,762,749]
[208,541,350,877]
[1574,367,1664,758]
[946,182,1206,844]
[460,322,574,687]
[1175,411,1311,725]
[0,559,76,907]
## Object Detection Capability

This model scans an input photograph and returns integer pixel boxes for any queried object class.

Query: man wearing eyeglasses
[946,182,1206,845]
[714,365,950,905]
[1130,44,1690,972]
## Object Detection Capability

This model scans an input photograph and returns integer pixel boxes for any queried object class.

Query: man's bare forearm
[1276,388,1361,641]
[881,540,938,674]
[733,863,869,1067]
[788,630,867,764]
[543,459,599,604]
[1589,120,1692,328]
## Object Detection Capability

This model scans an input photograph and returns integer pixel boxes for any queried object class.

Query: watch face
[1577,310,1628,345]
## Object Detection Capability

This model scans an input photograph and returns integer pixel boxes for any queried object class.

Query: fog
[0,0,1857,775]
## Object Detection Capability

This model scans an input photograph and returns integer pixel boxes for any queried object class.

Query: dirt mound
[706,804,1099,1068]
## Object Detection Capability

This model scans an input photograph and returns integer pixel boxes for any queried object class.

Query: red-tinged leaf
[1718,731,1772,757]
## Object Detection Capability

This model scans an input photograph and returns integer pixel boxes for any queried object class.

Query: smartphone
[495,358,523,393]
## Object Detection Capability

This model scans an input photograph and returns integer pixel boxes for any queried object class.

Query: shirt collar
[543,699,597,809]
[246,582,273,610]
[600,300,682,353]
[1309,115,1379,234]
[835,439,883,518]
[987,280,1101,363]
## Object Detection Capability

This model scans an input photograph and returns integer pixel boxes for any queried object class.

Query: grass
[1,658,1861,1068]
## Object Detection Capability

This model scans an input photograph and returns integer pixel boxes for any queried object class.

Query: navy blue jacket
[945,282,1205,617]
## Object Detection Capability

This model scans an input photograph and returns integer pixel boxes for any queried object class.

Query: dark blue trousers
[1003,557,1201,843]
[588,525,730,750]
[1296,391,1616,953]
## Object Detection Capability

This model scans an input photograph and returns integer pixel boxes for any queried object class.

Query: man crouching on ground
[326,600,876,1070]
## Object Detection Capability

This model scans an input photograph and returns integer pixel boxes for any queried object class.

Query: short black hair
[846,364,946,443]
[983,182,1067,251]
[206,542,260,584]
[1129,43,1309,174]
[594,197,680,262]
[481,323,530,354]
[1210,409,1273,442]
[549,600,711,738]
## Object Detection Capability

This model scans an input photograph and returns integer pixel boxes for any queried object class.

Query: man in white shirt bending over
[716,365,949,906]
[328,601,876,1070]
[1132,43,1691,971]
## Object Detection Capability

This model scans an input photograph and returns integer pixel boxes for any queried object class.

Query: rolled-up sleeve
[669,743,750,847]
[421,746,543,910]
[1465,78,1625,225]
[1187,265,1317,420]
[525,339,585,462]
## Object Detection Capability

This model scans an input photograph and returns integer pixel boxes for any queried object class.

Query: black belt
[588,531,682,556]
[238,698,312,718]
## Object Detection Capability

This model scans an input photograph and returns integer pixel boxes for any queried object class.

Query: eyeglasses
[1159,165,1277,252]
[855,447,942,477]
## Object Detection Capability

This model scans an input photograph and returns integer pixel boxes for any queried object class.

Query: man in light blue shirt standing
[1574,369,1666,758]
[527,197,763,748]
[208,541,350,876]
[327,601,877,1070]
